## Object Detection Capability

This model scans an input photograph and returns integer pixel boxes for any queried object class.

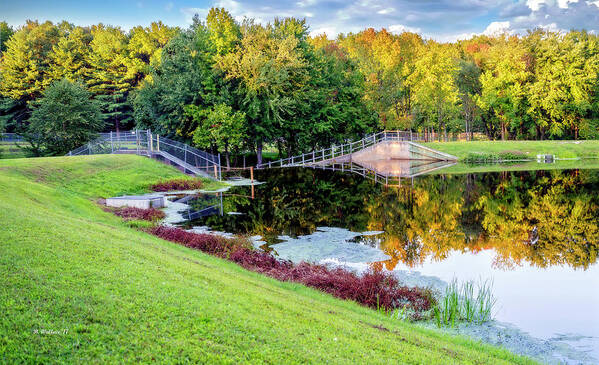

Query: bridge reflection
[309,159,456,186]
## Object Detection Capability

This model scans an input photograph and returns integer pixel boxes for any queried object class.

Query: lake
[176,165,599,363]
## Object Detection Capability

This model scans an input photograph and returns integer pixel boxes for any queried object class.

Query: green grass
[0,141,31,159]
[0,155,535,364]
[423,140,599,161]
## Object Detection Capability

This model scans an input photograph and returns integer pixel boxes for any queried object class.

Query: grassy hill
[423,140,599,160]
[0,155,535,364]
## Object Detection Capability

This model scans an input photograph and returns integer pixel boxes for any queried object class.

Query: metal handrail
[257,130,429,169]
[65,130,222,180]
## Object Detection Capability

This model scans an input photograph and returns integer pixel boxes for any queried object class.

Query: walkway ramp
[67,130,221,180]
[257,131,457,169]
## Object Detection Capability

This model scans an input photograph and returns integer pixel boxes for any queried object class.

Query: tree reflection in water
[189,167,599,270]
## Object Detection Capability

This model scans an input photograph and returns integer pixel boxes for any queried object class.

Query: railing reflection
[309,159,456,186]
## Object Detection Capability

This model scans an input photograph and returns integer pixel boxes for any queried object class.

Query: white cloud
[309,26,339,38]
[483,21,512,36]
[388,24,421,34]
[377,8,395,15]
[526,0,579,11]
[165,2,174,12]
[177,0,599,41]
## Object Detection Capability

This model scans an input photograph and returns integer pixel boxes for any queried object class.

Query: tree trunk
[225,143,230,170]
[256,141,263,166]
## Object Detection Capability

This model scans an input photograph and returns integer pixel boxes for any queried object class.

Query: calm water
[181,167,599,360]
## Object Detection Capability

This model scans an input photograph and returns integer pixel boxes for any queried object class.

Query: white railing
[308,160,456,186]
[66,130,222,180]
[256,130,457,169]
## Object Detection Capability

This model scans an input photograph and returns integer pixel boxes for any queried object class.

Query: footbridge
[256,131,457,169]
[66,130,222,180]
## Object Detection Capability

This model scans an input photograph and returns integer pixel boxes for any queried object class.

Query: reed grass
[433,278,497,328]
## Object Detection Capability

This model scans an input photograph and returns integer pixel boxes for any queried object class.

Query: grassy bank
[0,155,534,363]
[423,140,599,161]
[0,141,31,159]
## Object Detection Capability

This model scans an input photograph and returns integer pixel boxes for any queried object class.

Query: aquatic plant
[433,279,497,328]
[148,225,434,315]
[113,206,166,221]
[150,178,203,192]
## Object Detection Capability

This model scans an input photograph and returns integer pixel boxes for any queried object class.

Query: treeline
[1,8,599,160]
[335,28,599,141]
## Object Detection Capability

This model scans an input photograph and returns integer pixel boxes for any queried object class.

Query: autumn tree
[409,42,460,140]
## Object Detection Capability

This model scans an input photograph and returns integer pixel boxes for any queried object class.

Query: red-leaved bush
[149,225,250,257]
[149,225,433,313]
[150,178,203,192]
[113,207,166,221]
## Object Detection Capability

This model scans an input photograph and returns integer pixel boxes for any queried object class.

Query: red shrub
[147,225,433,313]
[113,207,165,221]
[150,225,249,256]
[150,178,203,192]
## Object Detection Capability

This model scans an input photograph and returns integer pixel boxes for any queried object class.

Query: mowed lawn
[0,141,31,159]
[0,155,535,364]
[423,140,599,160]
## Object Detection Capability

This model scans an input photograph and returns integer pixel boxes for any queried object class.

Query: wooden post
[110,131,114,153]
[251,183,255,199]
[157,135,160,151]
[250,166,254,182]
[214,164,218,179]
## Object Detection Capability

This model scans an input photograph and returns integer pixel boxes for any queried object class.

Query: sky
[2,0,599,42]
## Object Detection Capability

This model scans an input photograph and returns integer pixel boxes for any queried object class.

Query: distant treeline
[1,8,598,161]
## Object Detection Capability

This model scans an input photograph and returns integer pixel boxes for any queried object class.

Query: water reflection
[309,160,456,186]
[183,167,599,271]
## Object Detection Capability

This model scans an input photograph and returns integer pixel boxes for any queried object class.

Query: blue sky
[2,0,599,41]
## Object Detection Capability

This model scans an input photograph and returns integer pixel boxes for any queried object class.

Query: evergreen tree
[87,24,133,131]
[0,21,14,54]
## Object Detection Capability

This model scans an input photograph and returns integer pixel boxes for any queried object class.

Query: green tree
[217,20,309,164]
[87,24,134,131]
[526,30,599,139]
[476,37,531,140]
[455,60,482,140]
[25,79,103,155]
[206,8,240,56]
[48,26,93,83]
[131,23,216,139]
[127,21,179,83]
[0,21,14,54]
[409,42,460,140]
[0,21,62,128]
[189,103,246,169]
